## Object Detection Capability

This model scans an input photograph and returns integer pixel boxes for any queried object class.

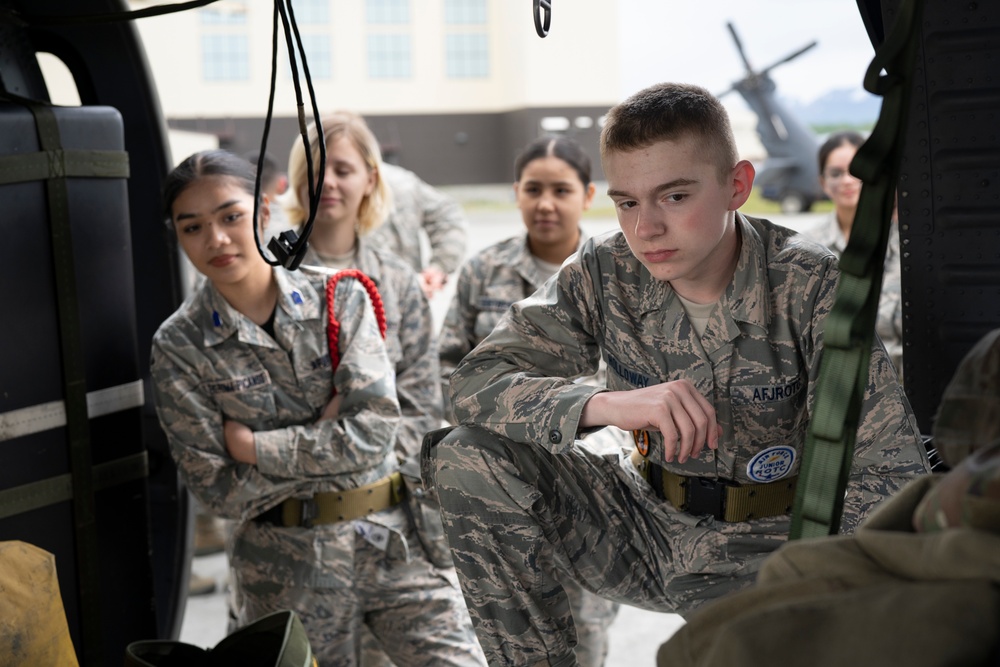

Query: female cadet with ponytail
[151,149,480,666]
[439,135,624,667]
[284,113,487,666]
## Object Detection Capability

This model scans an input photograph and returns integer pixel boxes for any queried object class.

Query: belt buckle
[686,477,728,520]
[299,498,318,528]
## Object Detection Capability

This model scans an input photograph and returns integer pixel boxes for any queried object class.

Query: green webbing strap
[0,451,149,520]
[17,98,106,665]
[0,149,129,184]
[789,0,924,540]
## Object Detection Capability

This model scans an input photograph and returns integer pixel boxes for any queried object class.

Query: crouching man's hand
[581,379,721,464]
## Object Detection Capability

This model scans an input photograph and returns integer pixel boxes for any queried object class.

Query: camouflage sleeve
[806,259,929,533]
[253,279,401,478]
[415,177,467,275]
[450,256,605,453]
[151,346,268,519]
[391,267,445,469]
[438,260,480,420]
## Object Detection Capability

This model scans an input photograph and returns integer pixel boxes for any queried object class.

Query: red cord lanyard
[325,269,387,393]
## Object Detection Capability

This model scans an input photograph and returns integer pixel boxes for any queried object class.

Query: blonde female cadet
[285,115,486,666]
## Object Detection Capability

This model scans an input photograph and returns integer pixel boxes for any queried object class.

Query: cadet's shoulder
[380,162,419,190]
[151,297,204,356]
[286,264,334,300]
[744,214,838,275]
[367,244,419,277]
[577,230,636,271]
[464,235,525,269]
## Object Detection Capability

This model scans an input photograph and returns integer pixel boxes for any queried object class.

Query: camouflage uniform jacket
[800,213,903,377]
[450,213,929,532]
[368,162,468,275]
[303,236,444,473]
[151,266,401,522]
[440,231,587,376]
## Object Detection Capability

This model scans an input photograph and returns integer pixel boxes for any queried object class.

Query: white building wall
[130,0,620,119]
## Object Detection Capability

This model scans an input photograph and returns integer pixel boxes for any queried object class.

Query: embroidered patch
[202,371,271,395]
[607,354,651,388]
[477,297,513,312]
[632,429,650,457]
[730,378,804,406]
[746,445,796,482]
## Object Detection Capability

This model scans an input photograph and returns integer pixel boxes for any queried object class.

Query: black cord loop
[533,0,551,37]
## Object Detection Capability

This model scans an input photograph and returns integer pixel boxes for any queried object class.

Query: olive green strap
[790,0,923,540]
[15,96,106,665]
[0,452,149,520]
[0,148,129,184]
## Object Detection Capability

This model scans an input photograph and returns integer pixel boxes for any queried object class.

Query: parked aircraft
[718,22,826,213]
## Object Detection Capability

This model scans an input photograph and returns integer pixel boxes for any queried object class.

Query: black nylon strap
[789,0,923,540]
[0,149,129,184]
[21,99,105,666]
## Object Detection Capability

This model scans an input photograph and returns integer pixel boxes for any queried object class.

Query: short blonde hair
[286,111,391,234]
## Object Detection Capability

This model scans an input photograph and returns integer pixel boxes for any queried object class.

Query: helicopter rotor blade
[726,21,755,74]
[758,41,818,79]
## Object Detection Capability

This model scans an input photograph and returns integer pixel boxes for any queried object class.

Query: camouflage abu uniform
[428,214,931,667]
[303,240,487,667]
[439,230,622,667]
[304,237,444,473]
[368,163,467,275]
[799,214,903,379]
[151,267,482,667]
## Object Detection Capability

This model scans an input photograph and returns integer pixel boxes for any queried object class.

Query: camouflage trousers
[429,426,790,667]
[230,504,487,667]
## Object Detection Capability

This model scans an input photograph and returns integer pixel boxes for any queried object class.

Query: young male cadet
[425,82,931,667]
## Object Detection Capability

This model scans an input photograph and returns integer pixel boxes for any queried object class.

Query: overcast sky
[618,0,879,108]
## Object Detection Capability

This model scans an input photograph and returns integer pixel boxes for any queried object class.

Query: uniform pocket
[729,375,807,483]
[401,474,454,569]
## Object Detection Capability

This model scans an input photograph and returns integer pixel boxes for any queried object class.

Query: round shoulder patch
[746,446,796,482]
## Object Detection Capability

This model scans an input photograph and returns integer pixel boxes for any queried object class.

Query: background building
[128,0,621,184]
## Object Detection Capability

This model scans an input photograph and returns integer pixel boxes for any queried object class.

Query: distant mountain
[781,87,881,128]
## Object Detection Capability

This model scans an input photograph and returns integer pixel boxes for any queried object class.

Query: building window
[367,0,409,24]
[294,0,330,24]
[445,33,488,78]
[288,34,332,79]
[368,34,411,79]
[202,34,250,81]
[200,1,247,25]
[444,0,487,25]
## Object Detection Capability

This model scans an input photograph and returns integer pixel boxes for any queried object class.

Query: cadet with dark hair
[426,83,931,667]
[439,135,623,667]
[152,149,478,666]
[800,131,903,379]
